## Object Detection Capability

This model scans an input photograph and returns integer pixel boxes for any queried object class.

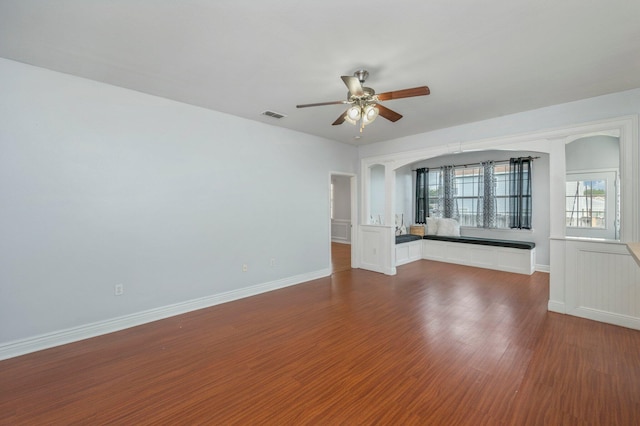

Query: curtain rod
[412,156,540,171]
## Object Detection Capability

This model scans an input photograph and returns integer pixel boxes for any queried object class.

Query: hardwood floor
[331,241,351,273]
[2,261,640,425]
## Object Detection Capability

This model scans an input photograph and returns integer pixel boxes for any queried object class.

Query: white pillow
[436,218,460,237]
[425,218,439,235]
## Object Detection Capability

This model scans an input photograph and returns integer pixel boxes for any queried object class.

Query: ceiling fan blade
[332,110,348,125]
[297,100,348,108]
[376,104,403,122]
[341,76,364,96]
[376,86,430,101]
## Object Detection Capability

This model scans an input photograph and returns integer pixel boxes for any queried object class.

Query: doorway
[330,173,356,273]
[331,242,351,273]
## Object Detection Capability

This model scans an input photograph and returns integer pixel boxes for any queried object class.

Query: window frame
[565,169,618,239]
[418,159,532,230]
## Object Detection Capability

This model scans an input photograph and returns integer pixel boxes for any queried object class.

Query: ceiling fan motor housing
[354,69,369,84]
[348,87,376,102]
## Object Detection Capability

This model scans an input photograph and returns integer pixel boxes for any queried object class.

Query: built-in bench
[423,235,535,250]
[395,234,423,265]
[395,234,423,244]
[395,234,536,274]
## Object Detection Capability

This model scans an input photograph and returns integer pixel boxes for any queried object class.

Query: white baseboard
[548,300,566,313]
[0,268,330,361]
[535,264,550,273]
[331,239,351,244]
[570,306,640,331]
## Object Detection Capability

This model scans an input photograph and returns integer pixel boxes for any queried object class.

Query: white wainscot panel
[422,240,446,261]
[331,219,350,243]
[360,225,395,275]
[422,240,535,275]
[496,248,536,274]
[396,240,422,266]
[469,246,495,267]
[565,240,640,330]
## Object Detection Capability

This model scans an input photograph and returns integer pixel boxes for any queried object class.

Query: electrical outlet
[114,284,124,296]
[242,264,248,272]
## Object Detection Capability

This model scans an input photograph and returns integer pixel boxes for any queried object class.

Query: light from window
[453,166,482,227]
[493,163,512,229]
[424,162,529,229]
[566,180,606,228]
[427,169,441,217]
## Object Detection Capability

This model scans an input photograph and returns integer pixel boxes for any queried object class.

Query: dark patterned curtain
[441,165,458,219]
[415,168,428,224]
[477,161,496,228]
[509,157,532,229]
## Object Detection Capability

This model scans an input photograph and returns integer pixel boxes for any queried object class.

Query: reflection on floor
[331,242,351,274]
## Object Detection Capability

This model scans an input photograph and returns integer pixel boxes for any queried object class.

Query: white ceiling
[1,0,639,146]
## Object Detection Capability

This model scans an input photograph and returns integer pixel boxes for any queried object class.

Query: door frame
[329,172,358,270]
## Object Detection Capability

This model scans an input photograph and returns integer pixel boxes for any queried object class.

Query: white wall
[566,135,619,171]
[394,165,412,229]
[565,135,620,240]
[0,58,358,347]
[369,165,385,223]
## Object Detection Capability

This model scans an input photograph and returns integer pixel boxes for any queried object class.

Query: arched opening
[358,115,639,329]
[565,135,620,240]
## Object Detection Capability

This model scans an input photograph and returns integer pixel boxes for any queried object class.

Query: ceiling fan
[296,69,430,132]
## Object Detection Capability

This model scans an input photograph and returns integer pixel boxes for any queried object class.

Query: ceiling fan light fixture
[347,105,361,121]
[363,104,379,125]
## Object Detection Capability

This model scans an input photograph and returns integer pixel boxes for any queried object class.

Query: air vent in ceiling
[261,110,287,119]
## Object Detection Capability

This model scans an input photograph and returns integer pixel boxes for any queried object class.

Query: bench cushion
[395,234,423,244]
[423,235,535,250]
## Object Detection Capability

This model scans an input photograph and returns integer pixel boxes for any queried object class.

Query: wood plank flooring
[331,242,351,273]
[2,260,640,424]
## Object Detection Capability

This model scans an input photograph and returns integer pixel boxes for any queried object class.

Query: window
[493,163,511,228]
[564,170,618,240]
[414,168,443,223]
[452,165,482,227]
[565,179,606,229]
[415,158,533,229]
[427,169,441,216]
[415,168,427,223]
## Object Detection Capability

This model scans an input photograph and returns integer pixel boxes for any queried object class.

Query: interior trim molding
[0,268,330,361]
[331,219,351,242]
[570,307,640,331]
[535,264,551,273]
[548,300,566,313]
